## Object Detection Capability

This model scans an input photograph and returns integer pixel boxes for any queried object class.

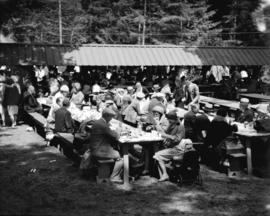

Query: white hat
[155,92,165,98]
[105,100,114,104]
[60,85,69,92]
[177,139,193,151]
[175,108,186,119]
[240,98,249,104]
[152,106,165,115]
[127,86,133,91]
[136,92,145,99]
[117,88,125,94]
[205,103,213,109]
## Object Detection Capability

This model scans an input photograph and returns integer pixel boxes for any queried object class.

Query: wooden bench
[27,112,47,137]
[95,159,115,184]
[228,153,247,177]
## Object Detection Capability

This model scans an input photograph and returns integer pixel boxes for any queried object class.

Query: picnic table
[110,119,163,186]
[240,93,270,103]
[233,122,270,176]
[199,95,240,111]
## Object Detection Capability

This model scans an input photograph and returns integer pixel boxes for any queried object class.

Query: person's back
[184,110,197,141]
[148,94,166,113]
[205,109,235,148]
[89,108,120,160]
[89,118,118,153]
[5,83,21,106]
[55,99,74,133]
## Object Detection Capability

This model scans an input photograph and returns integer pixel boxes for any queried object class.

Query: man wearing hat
[140,105,169,175]
[142,105,169,133]
[148,92,166,113]
[152,84,160,93]
[126,86,134,98]
[88,108,123,183]
[153,109,185,181]
[184,103,200,141]
[236,98,254,123]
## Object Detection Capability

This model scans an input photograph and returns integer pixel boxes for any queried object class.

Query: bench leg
[96,163,112,184]
[123,145,129,186]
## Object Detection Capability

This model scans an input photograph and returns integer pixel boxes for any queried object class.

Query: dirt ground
[0,125,270,216]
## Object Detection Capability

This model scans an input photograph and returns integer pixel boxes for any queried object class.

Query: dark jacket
[55,107,74,133]
[236,108,254,123]
[88,118,120,158]
[23,92,40,112]
[205,115,235,148]
[184,110,197,141]
[4,85,21,106]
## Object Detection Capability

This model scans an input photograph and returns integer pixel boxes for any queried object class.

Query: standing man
[181,76,200,108]
[89,108,123,183]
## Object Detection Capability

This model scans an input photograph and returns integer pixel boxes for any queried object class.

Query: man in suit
[184,103,199,141]
[89,108,123,183]
[55,98,74,133]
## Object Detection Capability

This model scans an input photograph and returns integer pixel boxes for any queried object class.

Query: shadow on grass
[0,142,269,216]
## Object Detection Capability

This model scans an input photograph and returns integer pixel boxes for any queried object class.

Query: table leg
[246,138,252,175]
[122,144,129,186]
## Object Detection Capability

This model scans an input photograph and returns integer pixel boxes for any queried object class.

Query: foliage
[0,0,265,46]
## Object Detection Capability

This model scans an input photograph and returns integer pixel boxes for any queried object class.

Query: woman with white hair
[70,82,84,108]
[23,85,41,113]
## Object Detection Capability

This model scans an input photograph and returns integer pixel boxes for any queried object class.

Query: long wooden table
[110,119,163,186]
[234,130,270,176]
[240,93,270,102]
[199,95,240,111]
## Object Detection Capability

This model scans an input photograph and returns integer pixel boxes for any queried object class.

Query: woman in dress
[5,75,21,127]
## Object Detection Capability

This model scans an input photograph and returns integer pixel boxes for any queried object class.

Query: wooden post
[142,0,147,45]
[58,0,63,44]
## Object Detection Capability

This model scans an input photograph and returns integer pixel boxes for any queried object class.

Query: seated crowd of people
[1,68,270,184]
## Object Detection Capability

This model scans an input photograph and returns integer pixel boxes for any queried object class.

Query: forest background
[0,0,270,47]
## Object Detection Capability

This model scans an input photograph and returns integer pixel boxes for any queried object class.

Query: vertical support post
[59,0,63,44]
[246,138,252,175]
[142,0,147,45]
